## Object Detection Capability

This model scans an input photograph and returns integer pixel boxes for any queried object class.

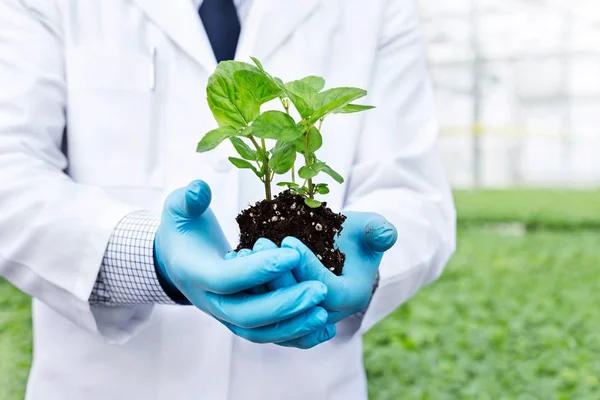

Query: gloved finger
[164,180,212,220]
[203,280,328,329]
[222,307,329,344]
[281,237,340,290]
[253,238,278,252]
[282,237,367,312]
[276,324,337,349]
[246,239,279,294]
[240,246,267,294]
[224,248,268,294]
[253,238,298,291]
[364,216,398,253]
[237,249,252,257]
[201,248,301,294]
[267,271,298,291]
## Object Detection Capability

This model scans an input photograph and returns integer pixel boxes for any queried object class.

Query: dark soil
[235,190,347,275]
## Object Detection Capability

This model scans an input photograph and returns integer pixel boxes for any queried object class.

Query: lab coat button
[214,158,233,172]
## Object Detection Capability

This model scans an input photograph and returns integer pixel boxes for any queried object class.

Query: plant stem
[264,177,272,200]
[303,129,314,199]
[317,118,324,131]
[281,98,296,184]
[260,138,272,201]
[248,135,262,155]
[249,135,272,201]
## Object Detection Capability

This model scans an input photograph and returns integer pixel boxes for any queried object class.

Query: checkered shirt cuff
[89,211,176,306]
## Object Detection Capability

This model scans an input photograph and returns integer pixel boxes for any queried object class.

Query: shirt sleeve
[89,211,180,306]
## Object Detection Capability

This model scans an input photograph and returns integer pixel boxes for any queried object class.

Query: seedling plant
[197,57,373,274]
[196,57,373,208]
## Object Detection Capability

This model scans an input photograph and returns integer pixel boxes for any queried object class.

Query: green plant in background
[196,57,374,208]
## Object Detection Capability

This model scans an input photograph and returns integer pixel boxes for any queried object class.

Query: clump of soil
[235,190,346,275]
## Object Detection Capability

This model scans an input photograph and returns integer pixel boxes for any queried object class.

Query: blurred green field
[2,190,600,399]
[455,189,600,229]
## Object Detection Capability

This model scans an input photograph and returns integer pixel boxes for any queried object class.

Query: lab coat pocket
[65,47,164,188]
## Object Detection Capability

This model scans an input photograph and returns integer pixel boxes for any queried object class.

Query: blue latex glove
[154,180,332,344]
[248,211,398,326]
[226,240,338,349]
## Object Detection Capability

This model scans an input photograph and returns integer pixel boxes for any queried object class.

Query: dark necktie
[199,0,241,62]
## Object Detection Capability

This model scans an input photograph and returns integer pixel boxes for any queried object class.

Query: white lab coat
[0,0,455,399]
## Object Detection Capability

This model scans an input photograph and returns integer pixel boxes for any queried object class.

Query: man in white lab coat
[0,0,456,399]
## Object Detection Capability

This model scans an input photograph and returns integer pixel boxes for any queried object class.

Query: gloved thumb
[364,217,397,253]
[183,180,212,218]
[167,180,212,219]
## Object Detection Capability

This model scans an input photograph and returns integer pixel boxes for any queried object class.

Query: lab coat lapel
[248,0,324,62]
[129,0,217,71]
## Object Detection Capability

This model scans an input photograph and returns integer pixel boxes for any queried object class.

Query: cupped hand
[154,180,332,344]
[247,211,397,326]
[224,246,338,349]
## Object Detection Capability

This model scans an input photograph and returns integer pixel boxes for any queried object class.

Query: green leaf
[269,142,297,174]
[307,128,323,152]
[206,61,258,128]
[334,104,375,114]
[228,157,255,170]
[230,137,257,160]
[274,77,285,89]
[234,70,281,106]
[304,198,322,208]
[249,56,266,72]
[298,76,326,92]
[322,164,344,183]
[299,161,341,182]
[298,164,321,180]
[251,111,303,141]
[315,183,330,195]
[277,181,300,188]
[287,94,313,119]
[294,187,308,196]
[296,126,322,153]
[284,80,318,118]
[249,57,287,92]
[310,87,367,123]
[284,76,327,118]
[197,126,239,152]
[240,125,254,136]
[228,157,262,178]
